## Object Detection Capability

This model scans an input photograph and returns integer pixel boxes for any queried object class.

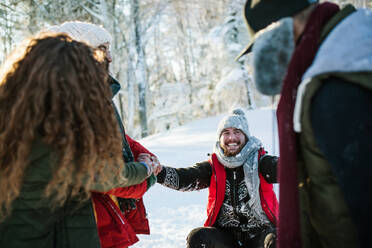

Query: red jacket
[204,149,278,227]
[92,135,153,248]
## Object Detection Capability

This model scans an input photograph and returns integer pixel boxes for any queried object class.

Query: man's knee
[186,227,213,248]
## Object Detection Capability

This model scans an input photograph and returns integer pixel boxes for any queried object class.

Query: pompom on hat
[48,21,112,48]
[217,108,251,139]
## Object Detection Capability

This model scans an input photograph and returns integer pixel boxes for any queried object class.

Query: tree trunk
[240,62,254,109]
[126,51,135,132]
[131,0,148,137]
[28,0,38,34]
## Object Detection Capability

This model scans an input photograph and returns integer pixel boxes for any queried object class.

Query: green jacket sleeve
[28,138,150,192]
[91,161,149,192]
[120,161,149,186]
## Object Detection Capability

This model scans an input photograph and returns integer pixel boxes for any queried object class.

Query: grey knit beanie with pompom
[217,108,250,139]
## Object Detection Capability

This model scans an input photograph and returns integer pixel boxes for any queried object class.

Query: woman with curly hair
[0,34,151,248]
[47,21,161,248]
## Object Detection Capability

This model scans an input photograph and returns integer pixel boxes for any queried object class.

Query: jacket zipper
[105,195,126,225]
[232,170,238,214]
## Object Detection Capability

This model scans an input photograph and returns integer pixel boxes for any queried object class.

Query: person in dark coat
[236,0,372,247]
[157,108,279,248]
[0,34,151,248]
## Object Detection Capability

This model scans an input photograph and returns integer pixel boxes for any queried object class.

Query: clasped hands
[137,153,162,176]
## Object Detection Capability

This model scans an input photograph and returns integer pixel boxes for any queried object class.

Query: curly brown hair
[0,34,124,219]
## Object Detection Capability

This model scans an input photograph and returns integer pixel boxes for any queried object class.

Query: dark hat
[236,0,318,60]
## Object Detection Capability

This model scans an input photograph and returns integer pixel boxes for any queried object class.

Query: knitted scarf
[276,3,340,247]
[214,136,269,222]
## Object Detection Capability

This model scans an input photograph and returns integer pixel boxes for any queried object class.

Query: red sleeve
[126,135,154,159]
[105,180,147,199]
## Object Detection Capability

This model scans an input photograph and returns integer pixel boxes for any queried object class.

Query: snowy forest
[1,0,371,139]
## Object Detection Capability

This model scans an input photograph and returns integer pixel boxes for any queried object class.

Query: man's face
[97,42,112,71]
[219,127,247,157]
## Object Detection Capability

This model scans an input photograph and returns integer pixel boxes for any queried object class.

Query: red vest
[204,149,279,227]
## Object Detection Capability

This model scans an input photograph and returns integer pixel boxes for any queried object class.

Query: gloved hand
[137,153,153,176]
[150,155,162,175]
[264,232,276,248]
[138,153,162,176]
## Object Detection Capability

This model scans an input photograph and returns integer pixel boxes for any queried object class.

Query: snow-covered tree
[3,0,368,138]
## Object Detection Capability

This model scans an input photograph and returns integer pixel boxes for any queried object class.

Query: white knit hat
[48,21,112,48]
[217,108,251,139]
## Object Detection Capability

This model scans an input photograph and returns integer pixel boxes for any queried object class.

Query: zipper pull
[233,171,237,180]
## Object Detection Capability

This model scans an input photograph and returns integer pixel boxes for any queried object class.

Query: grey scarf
[214,136,270,223]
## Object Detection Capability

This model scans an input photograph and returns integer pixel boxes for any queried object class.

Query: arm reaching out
[156,161,212,191]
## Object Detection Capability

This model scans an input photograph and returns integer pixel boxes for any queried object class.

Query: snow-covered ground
[132,108,279,248]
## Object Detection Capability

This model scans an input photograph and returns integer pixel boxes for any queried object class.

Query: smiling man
[156,108,279,248]
[220,127,247,156]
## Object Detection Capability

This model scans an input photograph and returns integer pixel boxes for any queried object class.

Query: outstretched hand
[137,153,162,176]
[150,155,162,175]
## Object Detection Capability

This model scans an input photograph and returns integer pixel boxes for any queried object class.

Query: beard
[221,141,245,157]
[251,17,295,96]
